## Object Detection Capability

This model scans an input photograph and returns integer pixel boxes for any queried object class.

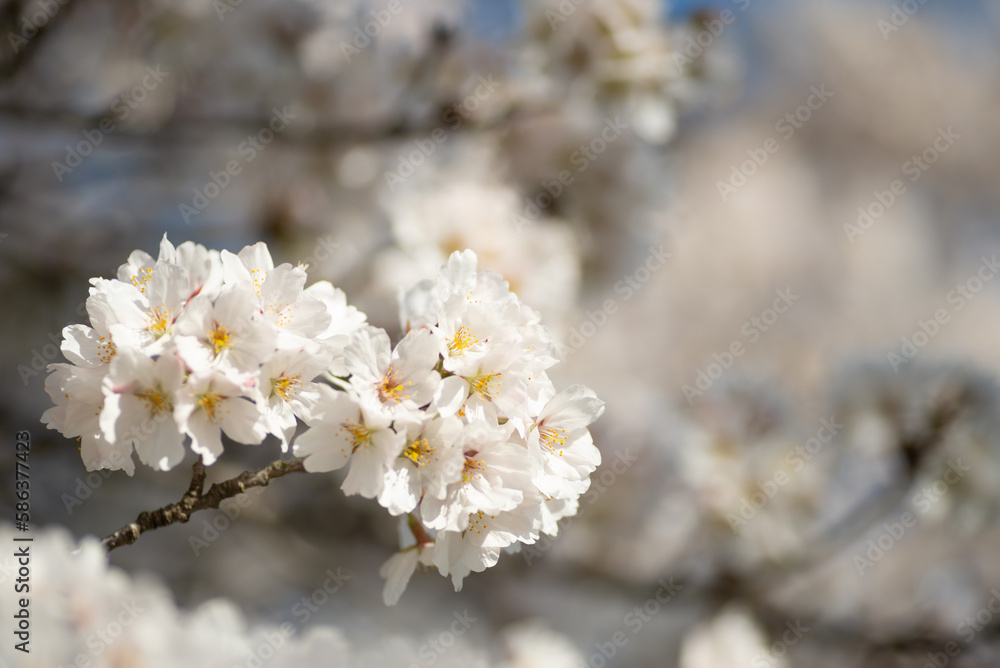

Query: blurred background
[2,0,1000,665]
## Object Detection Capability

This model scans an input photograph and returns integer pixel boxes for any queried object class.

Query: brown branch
[407,513,434,547]
[102,456,306,552]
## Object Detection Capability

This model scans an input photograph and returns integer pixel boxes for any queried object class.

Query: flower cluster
[293,250,604,603]
[41,240,604,603]
[41,235,366,473]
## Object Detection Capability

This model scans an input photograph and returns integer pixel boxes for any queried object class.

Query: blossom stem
[407,513,434,547]
[101,456,307,552]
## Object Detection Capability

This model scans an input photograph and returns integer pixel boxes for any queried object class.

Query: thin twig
[101,456,306,552]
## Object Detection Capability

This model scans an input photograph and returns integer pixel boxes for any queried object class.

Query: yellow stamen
[469,372,501,400]
[271,373,301,401]
[147,306,172,338]
[249,268,267,294]
[97,336,116,364]
[197,391,226,423]
[339,420,371,452]
[462,457,485,483]
[378,367,411,403]
[208,321,233,355]
[130,267,153,294]
[135,386,172,416]
[540,426,568,456]
[402,437,436,467]
[448,326,479,356]
[266,301,293,329]
[469,510,485,535]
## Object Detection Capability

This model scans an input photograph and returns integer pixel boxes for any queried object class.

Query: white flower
[303,280,367,376]
[92,261,192,355]
[174,284,276,374]
[221,243,334,348]
[435,296,514,376]
[118,234,222,299]
[373,250,606,600]
[260,265,332,350]
[292,386,405,498]
[432,497,541,591]
[345,326,441,420]
[42,363,136,474]
[401,250,559,426]
[258,346,333,450]
[399,249,478,331]
[219,240,276,291]
[166,237,225,301]
[46,237,386,473]
[99,346,186,471]
[420,420,533,532]
[528,385,605,500]
[377,415,465,515]
[120,234,223,301]
[454,343,535,424]
[116,245,156,293]
[59,323,117,369]
[466,498,541,554]
[174,368,267,465]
